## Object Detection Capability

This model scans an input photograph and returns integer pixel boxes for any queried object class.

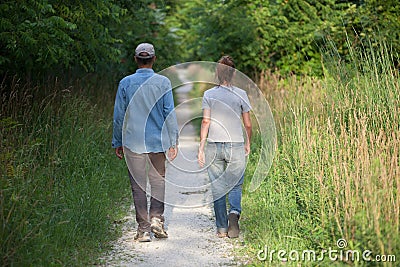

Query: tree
[0,0,124,78]
[114,0,182,73]
[251,0,349,76]
[171,0,400,77]
[172,0,258,75]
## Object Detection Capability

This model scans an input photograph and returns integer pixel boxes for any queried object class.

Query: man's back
[112,68,178,153]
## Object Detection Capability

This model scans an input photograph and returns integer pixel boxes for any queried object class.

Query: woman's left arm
[242,112,252,155]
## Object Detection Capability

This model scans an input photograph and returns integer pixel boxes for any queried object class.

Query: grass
[240,40,399,265]
[0,75,131,266]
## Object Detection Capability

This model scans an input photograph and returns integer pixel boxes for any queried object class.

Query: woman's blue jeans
[206,142,246,232]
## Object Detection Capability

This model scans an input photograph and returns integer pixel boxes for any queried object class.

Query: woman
[198,55,252,238]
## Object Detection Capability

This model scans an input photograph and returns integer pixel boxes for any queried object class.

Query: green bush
[0,78,130,266]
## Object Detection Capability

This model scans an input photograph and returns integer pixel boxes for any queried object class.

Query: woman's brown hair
[216,55,235,85]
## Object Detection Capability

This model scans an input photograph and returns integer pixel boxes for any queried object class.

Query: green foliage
[0,0,124,76]
[171,0,400,77]
[114,0,182,74]
[0,79,130,266]
[346,0,400,50]
[0,0,182,78]
[171,0,341,75]
[172,0,258,75]
[2,0,399,78]
[261,0,350,76]
[51,0,124,72]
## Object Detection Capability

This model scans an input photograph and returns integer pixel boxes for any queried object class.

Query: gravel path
[99,70,247,267]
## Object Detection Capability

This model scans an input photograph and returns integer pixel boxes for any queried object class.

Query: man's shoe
[151,217,168,238]
[228,213,240,238]
[134,231,151,242]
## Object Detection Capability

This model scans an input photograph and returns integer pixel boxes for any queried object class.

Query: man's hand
[115,146,124,159]
[245,143,251,156]
[198,149,205,167]
[168,146,178,161]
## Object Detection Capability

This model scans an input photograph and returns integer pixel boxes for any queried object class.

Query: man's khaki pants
[124,147,166,232]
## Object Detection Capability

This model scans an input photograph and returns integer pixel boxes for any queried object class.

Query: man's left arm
[162,82,179,160]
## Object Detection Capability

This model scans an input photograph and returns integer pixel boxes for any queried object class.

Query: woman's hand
[245,142,251,156]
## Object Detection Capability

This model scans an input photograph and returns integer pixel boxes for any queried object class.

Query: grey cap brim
[135,55,154,59]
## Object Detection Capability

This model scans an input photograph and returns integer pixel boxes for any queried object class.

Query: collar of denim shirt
[136,68,154,74]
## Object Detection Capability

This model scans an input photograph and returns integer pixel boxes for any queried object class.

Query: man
[198,55,252,238]
[112,43,179,242]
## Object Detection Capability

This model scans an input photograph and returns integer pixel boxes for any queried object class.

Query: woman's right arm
[198,108,211,167]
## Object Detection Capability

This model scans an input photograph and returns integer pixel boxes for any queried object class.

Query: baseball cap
[135,43,155,59]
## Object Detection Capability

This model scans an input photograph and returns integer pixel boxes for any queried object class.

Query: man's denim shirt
[112,68,178,153]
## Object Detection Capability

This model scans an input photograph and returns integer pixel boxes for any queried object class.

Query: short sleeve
[202,92,211,110]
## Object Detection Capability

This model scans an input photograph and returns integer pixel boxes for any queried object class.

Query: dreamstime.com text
[257,239,396,263]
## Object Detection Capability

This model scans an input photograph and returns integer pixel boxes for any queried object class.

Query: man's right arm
[112,82,126,159]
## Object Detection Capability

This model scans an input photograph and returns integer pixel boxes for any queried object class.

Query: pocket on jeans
[205,143,217,165]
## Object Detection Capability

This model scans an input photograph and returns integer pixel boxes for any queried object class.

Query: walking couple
[112,43,252,242]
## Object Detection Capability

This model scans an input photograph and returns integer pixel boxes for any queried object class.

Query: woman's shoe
[228,213,240,238]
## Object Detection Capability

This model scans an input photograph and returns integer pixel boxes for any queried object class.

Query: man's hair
[136,53,155,66]
[216,55,235,84]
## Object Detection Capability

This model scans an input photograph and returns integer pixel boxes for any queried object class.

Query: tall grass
[241,40,399,265]
[0,76,130,266]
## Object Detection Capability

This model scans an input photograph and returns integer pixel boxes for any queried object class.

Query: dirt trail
[99,70,247,266]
